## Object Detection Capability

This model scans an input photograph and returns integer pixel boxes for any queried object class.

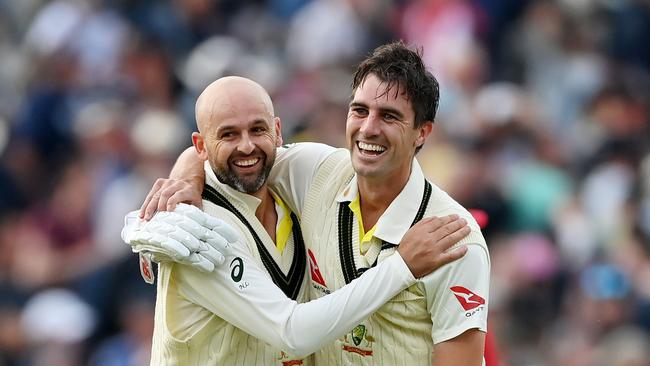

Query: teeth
[234,158,259,167]
[358,142,386,152]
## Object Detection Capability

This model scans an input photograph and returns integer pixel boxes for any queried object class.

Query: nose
[236,133,255,155]
[359,112,381,137]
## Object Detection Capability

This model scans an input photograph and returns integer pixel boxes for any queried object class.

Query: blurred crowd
[0,0,648,365]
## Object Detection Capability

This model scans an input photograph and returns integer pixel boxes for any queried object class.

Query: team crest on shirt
[351,324,366,346]
[342,324,374,356]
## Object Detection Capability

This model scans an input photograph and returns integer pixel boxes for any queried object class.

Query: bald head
[195,76,275,133]
[191,76,282,195]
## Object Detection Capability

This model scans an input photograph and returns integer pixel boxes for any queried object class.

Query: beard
[211,151,275,194]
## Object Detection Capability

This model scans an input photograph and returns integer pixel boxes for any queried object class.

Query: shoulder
[425,181,485,238]
[420,243,490,290]
[276,142,339,162]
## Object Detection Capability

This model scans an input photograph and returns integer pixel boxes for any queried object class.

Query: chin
[351,160,377,178]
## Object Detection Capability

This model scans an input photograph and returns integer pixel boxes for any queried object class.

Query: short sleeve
[270,143,337,215]
[422,243,490,344]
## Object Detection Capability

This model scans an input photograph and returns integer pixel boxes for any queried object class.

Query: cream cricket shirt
[270,143,490,365]
[150,162,418,366]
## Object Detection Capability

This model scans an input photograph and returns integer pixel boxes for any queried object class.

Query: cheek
[211,140,233,161]
[346,119,359,137]
[254,132,276,148]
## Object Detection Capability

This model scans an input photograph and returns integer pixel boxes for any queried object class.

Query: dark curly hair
[352,41,440,129]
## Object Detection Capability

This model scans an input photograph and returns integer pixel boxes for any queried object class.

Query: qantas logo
[450,286,485,311]
[308,249,327,287]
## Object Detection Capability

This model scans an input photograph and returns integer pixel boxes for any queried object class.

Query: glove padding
[121,203,240,272]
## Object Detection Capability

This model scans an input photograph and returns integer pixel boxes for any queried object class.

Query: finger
[174,203,203,220]
[412,215,458,233]
[209,220,240,244]
[130,231,191,258]
[165,190,194,212]
[431,217,467,241]
[199,245,226,267]
[144,190,167,221]
[145,216,203,252]
[176,205,240,244]
[140,179,164,219]
[186,253,215,272]
[166,225,203,252]
[436,245,468,267]
[157,185,175,213]
[156,211,213,242]
[203,231,234,255]
[435,225,471,251]
[163,185,204,211]
[428,214,460,232]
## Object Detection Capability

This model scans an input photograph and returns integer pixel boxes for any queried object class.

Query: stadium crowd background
[0,0,648,365]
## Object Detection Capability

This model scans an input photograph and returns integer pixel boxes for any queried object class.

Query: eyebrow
[349,101,405,120]
[216,118,269,133]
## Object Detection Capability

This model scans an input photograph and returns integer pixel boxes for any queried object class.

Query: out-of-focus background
[0,0,648,365]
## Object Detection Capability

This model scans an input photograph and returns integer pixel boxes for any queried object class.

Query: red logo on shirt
[281,360,303,366]
[450,286,485,311]
[139,253,154,284]
[307,249,327,287]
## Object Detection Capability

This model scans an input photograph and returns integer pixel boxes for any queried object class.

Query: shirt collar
[204,161,262,213]
[335,159,428,245]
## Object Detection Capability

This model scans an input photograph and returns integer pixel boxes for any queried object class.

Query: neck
[252,186,278,241]
[356,170,410,231]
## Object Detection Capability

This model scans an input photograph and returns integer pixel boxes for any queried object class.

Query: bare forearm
[170,147,205,184]
[433,329,485,366]
[140,147,206,219]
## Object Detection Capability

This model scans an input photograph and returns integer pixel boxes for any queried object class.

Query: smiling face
[347,73,432,183]
[193,77,282,194]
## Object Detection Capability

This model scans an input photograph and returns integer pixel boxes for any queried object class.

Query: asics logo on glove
[121,203,241,273]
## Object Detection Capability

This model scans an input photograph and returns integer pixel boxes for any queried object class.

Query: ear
[273,117,283,147]
[191,132,209,161]
[415,121,433,149]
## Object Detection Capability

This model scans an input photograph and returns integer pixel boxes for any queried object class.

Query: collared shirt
[335,159,430,260]
[146,159,417,365]
[271,142,490,365]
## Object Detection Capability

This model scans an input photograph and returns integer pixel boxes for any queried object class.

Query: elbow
[280,342,314,359]
[278,328,319,359]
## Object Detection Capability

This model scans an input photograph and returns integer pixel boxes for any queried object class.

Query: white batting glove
[121,203,240,272]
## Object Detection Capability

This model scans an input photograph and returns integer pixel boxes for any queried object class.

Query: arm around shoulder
[175,248,416,358]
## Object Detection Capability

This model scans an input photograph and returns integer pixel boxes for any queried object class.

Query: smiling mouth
[233,158,260,167]
[357,141,386,156]
[230,156,263,173]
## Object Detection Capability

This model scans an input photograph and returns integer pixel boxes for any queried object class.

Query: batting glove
[121,203,240,272]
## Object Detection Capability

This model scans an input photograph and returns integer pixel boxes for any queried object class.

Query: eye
[220,131,236,139]
[383,113,398,122]
[351,107,368,117]
[251,126,266,134]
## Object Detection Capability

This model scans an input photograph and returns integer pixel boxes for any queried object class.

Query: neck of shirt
[348,194,377,255]
[270,191,293,254]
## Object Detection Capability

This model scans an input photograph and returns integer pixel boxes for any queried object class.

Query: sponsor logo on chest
[308,249,331,295]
